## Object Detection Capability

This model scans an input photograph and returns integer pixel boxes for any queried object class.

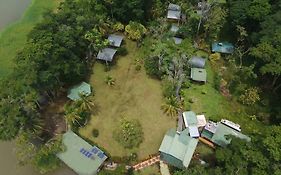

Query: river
[0,0,75,174]
[0,0,31,30]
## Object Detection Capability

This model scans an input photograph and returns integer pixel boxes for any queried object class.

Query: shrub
[105,75,116,86]
[162,78,176,98]
[209,53,221,62]
[113,22,124,32]
[92,129,99,137]
[117,47,128,56]
[239,87,260,105]
[113,118,143,149]
[144,56,162,79]
[125,21,147,41]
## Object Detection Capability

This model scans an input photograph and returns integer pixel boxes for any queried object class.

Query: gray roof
[167,10,181,20]
[97,48,117,62]
[168,3,181,11]
[108,34,124,47]
[170,24,179,33]
[188,56,206,68]
[173,37,183,45]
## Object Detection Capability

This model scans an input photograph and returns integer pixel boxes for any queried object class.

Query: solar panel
[91,147,99,154]
[98,152,105,159]
[86,152,93,158]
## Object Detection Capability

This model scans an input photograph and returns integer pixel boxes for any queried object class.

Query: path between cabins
[132,155,160,171]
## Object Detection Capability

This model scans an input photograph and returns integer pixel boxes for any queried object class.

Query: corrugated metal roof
[167,10,181,20]
[168,3,181,11]
[67,82,91,101]
[212,42,234,54]
[159,129,198,169]
[189,126,200,138]
[173,37,183,45]
[190,68,207,82]
[188,56,206,68]
[182,111,197,127]
[97,48,117,62]
[211,123,251,147]
[57,131,107,175]
[108,34,124,47]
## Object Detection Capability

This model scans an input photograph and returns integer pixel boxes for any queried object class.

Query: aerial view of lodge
[0,0,280,175]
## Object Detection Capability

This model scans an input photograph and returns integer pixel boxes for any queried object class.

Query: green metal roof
[57,131,107,175]
[182,111,197,127]
[211,123,251,147]
[159,129,198,169]
[67,82,91,101]
[190,68,207,82]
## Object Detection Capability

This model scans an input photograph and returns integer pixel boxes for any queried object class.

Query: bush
[117,47,128,56]
[92,129,99,137]
[113,22,124,32]
[239,87,260,105]
[125,21,147,41]
[113,118,143,149]
[144,56,162,79]
[162,78,176,98]
[209,53,221,62]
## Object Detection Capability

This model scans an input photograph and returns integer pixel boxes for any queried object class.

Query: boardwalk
[133,155,160,171]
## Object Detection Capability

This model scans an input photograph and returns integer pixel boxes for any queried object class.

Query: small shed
[67,82,91,101]
[190,68,207,83]
[57,131,107,175]
[173,37,183,45]
[97,48,117,62]
[167,3,181,20]
[196,115,207,128]
[188,56,206,68]
[159,128,198,169]
[108,34,124,47]
[170,24,179,33]
[182,111,199,138]
[212,42,234,54]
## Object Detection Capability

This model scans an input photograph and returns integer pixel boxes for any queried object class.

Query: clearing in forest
[80,39,175,159]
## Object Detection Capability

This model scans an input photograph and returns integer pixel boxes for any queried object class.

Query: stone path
[132,155,160,171]
[160,161,171,175]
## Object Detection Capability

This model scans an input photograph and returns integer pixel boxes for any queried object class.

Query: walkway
[160,161,171,175]
[133,155,160,171]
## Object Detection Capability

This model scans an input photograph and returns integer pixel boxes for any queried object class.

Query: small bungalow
[170,24,179,33]
[167,3,181,20]
[212,42,234,54]
[182,111,199,138]
[97,48,117,62]
[201,121,250,147]
[188,56,206,68]
[108,34,124,47]
[159,129,198,169]
[173,37,183,45]
[67,82,91,101]
[57,131,107,175]
[190,68,207,83]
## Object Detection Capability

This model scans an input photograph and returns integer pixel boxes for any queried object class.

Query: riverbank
[0,0,61,77]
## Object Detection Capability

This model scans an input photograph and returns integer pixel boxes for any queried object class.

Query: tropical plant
[77,94,96,112]
[125,21,147,41]
[161,96,181,117]
[63,102,82,129]
[113,118,143,149]
[239,87,260,105]
[105,75,116,86]
[113,22,124,32]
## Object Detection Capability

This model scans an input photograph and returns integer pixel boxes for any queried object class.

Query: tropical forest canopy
[0,0,280,174]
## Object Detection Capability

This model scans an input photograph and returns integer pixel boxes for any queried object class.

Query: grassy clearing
[0,0,61,77]
[80,39,175,159]
[183,59,263,134]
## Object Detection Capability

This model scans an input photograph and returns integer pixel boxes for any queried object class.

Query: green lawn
[0,0,61,77]
[80,39,175,159]
[183,59,263,134]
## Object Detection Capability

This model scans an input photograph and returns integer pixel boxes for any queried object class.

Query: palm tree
[161,96,181,118]
[63,103,81,130]
[105,75,116,86]
[77,94,96,112]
